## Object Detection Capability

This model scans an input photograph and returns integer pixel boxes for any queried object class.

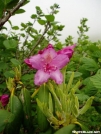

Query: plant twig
[28,22,51,57]
[0,0,26,27]
[22,19,36,59]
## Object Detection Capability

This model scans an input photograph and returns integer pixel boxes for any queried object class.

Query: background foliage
[0,0,101,134]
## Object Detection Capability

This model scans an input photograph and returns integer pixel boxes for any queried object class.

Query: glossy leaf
[54,124,76,134]
[10,58,21,66]
[67,72,74,93]
[38,19,46,25]
[90,74,101,89]
[3,39,18,49]
[21,22,27,28]
[0,1,5,18]
[21,0,30,7]
[20,88,32,132]
[76,93,89,101]
[12,26,19,30]
[4,95,23,134]
[79,96,94,115]
[45,15,55,22]
[4,70,15,78]
[80,57,99,72]
[0,62,7,70]
[15,9,25,14]
[0,110,14,133]
[31,14,37,19]
[3,0,12,5]
[21,74,33,81]
[0,35,7,49]
[48,83,62,112]
[37,84,49,131]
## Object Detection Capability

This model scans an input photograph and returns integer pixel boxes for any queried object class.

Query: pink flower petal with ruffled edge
[38,44,54,54]
[41,47,57,63]
[51,54,69,69]
[50,70,63,84]
[57,44,76,58]
[34,70,50,85]
[28,54,42,69]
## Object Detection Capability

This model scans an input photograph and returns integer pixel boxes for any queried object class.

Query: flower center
[45,54,52,63]
[43,63,57,73]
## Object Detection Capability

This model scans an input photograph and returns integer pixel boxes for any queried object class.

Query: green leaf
[15,9,25,14]
[31,14,37,19]
[6,0,19,9]
[90,74,101,89]
[54,124,76,134]
[12,26,19,30]
[10,58,21,66]
[0,83,6,89]
[92,50,101,58]
[5,95,23,134]
[4,70,15,78]
[79,96,94,115]
[1,26,7,30]
[21,22,27,28]
[45,15,55,22]
[97,69,101,74]
[37,84,49,131]
[8,20,12,27]
[37,19,46,25]
[0,35,7,49]
[0,62,7,70]
[0,110,14,133]
[48,83,62,112]
[80,57,99,72]
[76,93,89,101]
[41,128,53,134]
[67,71,82,78]
[20,88,32,132]
[35,6,43,15]
[57,25,65,31]
[0,1,5,18]
[67,72,74,93]
[36,6,41,11]
[21,74,33,81]
[30,27,38,34]
[88,44,99,52]
[3,39,18,49]
[21,0,30,7]
[2,0,12,5]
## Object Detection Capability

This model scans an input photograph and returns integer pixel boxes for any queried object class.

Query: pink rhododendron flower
[57,44,76,58]
[0,94,9,106]
[24,44,75,85]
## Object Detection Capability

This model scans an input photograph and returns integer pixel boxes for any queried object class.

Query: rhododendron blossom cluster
[24,44,76,85]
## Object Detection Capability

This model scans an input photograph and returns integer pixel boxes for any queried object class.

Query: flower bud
[0,94,9,106]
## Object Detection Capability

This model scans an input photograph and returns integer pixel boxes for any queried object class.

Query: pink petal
[41,48,57,63]
[34,70,50,85]
[29,54,42,69]
[51,54,69,69]
[46,44,54,49]
[24,58,33,68]
[65,44,76,50]
[57,44,76,58]
[50,70,63,84]
[38,44,54,54]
